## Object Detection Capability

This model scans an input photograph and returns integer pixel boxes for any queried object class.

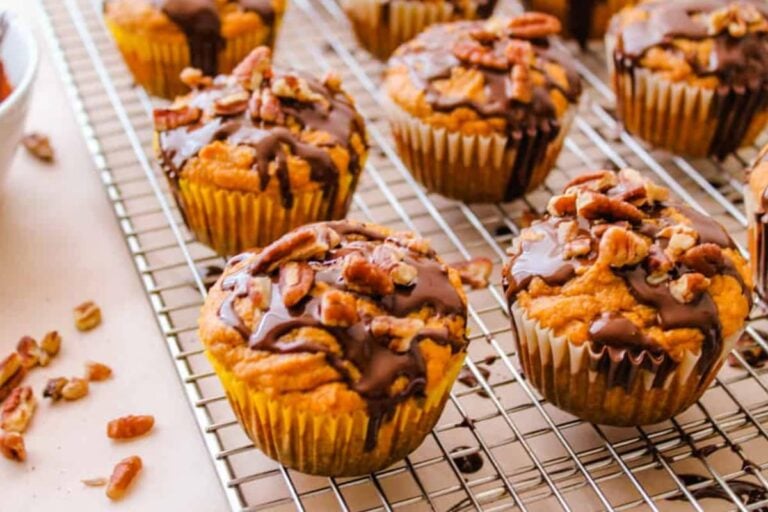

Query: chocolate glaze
[157,70,366,212]
[388,21,581,200]
[669,474,768,510]
[215,222,467,451]
[450,446,484,473]
[611,0,768,159]
[149,0,277,75]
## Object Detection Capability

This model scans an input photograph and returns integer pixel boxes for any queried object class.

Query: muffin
[104,0,287,98]
[503,169,752,425]
[341,0,498,60]
[524,0,636,48]
[153,48,368,255]
[199,220,469,476]
[384,14,583,203]
[607,0,768,159]
[746,144,768,301]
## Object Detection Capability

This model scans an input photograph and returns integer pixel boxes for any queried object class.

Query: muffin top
[153,48,368,209]
[503,169,751,375]
[199,220,468,449]
[609,0,768,87]
[384,13,582,137]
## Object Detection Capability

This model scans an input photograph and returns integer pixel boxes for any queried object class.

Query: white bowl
[0,13,38,179]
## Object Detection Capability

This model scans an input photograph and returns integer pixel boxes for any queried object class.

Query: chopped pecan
[40,331,62,358]
[659,224,699,258]
[319,289,358,327]
[557,220,579,244]
[564,238,592,259]
[279,262,315,307]
[21,133,54,162]
[507,12,562,39]
[179,67,211,89]
[576,191,646,223]
[450,257,493,289]
[43,377,67,402]
[371,316,425,352]
[74,301,102,331]
[252,88,285,124]
[249,277,273,310]
[213,91,250,116]
[504,40,533,66]
[564,170,618,195]
[271,75,327,105]
[390,262,418,287]
[469,28,499,44]
[322,71,343,93]
[16,336,44,370]
[670,273,711,304]
[679,243,725,277]
[371,244,404,269]
[61,378,89,401]
[1,386,36,433]
[0,431,25,462]
[598,226,649,268]
[0,353,23,401]
[452,38,507,69]
[253,225,340,273]
[85,361,113,382]
[107,415,155,440]
[547,194,577,216]
[233,46,273,90]
[389,233,432,256]
[342,253,394,296]
[153,106,202,131]
[82,477,108,487]
[509,65,532,103]
[646,244,673,284]
[106,456,143,500]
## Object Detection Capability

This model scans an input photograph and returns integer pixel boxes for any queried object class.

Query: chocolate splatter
[450,446,484,474]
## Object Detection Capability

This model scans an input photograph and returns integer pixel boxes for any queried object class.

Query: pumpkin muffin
[607,0,768,159]
[746,144,768,301]
[153,47,368,255]
[104,0,287,98]
[503,169,751,425]
[524,0,637,48]
[384,14,582,203]
[199,220,469,476]
[341,0,498,60]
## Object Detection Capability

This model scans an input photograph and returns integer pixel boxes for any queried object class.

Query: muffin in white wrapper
[746,145,768,302]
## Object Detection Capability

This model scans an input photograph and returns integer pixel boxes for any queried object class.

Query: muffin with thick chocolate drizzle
[503,169,751,425]
[153,47,368,255]
[607,0,768,159]
[199,221,469,476]
[384,14,582,203]
[746,144,768,302]
[524,0,637,48]
[341,0,498,60]
[104,0,287,98]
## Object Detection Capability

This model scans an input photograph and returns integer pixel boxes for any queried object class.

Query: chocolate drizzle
[611,0,768,159]
[215,221,468,451]
[152,0,278,75]
[669,474,768,510]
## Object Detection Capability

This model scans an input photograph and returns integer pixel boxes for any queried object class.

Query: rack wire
[35,0,768,510]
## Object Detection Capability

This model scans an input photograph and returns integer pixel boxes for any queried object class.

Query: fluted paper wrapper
[511,303,740,426]
[745,186,768,301]
[206,351,465,476]
[177,178,353,255]
[608,36,768,159]
[341,0,456,59]
[104,17,283,98]
[385,99,574,203]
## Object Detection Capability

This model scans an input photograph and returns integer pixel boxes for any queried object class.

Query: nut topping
[21,133,54,163]
[74,301,102,331]
[213,91,250,116]
[106,456,143,500]
[319,289,358,327]
[16,336,45,370]
[390,262,418,287]
[233,46,273,90]
[42,377,67,402]
[371,316,425,351]
[61,378,89,401]
[40,331,62,358]
[597,226,649,268]
[107,415,155,440]
[279,262,315,307]
[342,253,394,296]
[670,273,711,304]
[0,431,25,462]
[506,12,562,39]
[179,67,212,89]
[547,194,576,217]
[153,106,202,131]
[680,243,725,277]
[450,257,493,289]
[249,276,273,310]
[85,361,113,382]
[271,75,327,105]
[253,225,340,273]
[576,191,646,223]
[1,386,36,433]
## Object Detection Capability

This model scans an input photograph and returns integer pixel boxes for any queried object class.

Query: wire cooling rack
[35,0,768,510]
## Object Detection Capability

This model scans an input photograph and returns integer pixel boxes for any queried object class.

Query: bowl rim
[0,12,39,119]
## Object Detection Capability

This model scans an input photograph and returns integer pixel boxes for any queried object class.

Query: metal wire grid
[34,0,768,509]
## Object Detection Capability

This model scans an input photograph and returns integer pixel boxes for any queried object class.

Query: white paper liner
[384,98,575,203]
[341,0,459,59]
[510,302,741,426]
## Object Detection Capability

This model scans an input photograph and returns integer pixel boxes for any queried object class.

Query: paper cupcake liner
[609,50,768,158]
[341,0,456,59]
[510,303,740,426]
[385,99,574,203]
[104,18,282,98]
[206,350,465,476]
[527,0,634,42]
[746,190,768,301]
[176,178,354,255]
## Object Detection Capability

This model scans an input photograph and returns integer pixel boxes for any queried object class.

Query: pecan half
[564,238,592,259]
[16,336,45,369]
[450,257,493,289]
[61,378,89,401]
[507,13,562,39]
[233,46,273,90]
[85,361,113,382]
[670,273,711,304]
[106,456,143,500]
[319,289,359,327]
[342,253,394,296]
[279,262,315,307]
[252,88,285,124]
[576,191,646,223]
[547,194,577,216]
[1,386,36,433]
[598,226,649,268]
[271,75,327,105]
[74,301,102,331]
[21,133,54,162]
[213,91,250,116]
[107,415,155,440]
[0,431,25,462]
[153,106,202,131]
[40,331,62,358]
[253,225,340,273]
[679,243,725,277]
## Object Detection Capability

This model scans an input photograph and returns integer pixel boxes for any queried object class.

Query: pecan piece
[213,91,250,116]
[452,38,507,69]
[659,224,699,257]
[507,12,562,39]
[1,386,36,433]
[679,243,725,277]
[670,273,711,304]
[16,336,45,369]
[40,330,62,358]
[61,378,89,401]
[106,455,143,500]
[576,191,646,223]
[21,133,54,162]
[371,316,425,352]
[85,361,113,382]
[598,226,649,268]
[564,238,592,259]
[233,46,272,90]
[74,301,102,331]
[42,377,68,402]
[342,253,394,296]
[107,415,155,440]
[646,244,674,284]
[253,225,340,273]
[450,257,493,289]
[509,64,532,103]
[0,353,24,402]
[0,431,25,462]
[319,289,359,327]
[547,194,576,216]
[153,106,202,131]
[271,75,327,105]
[279,262,315,307]
[322,71,343,93]
[179,67,211,89]
[252,88,285,124]
[564,170,618,193]
[390,262,418,287]
[504,39,533,66]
